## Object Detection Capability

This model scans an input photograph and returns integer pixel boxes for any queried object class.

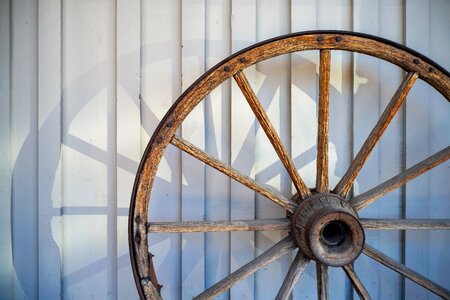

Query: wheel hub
[291,193,365,267]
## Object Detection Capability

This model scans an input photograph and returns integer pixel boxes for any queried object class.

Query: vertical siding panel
[290,1,318,298]
[10,0,39,298]
[254,0,291,298]
[0,0,13,297]
[291,1,318,298]
[142,1,182,299]
[405,1,450,299]
[37,0,63,298]
[204,1,231,298]
[317,1,353,298]
[181,1,206,298]
[116,0,140,298]
[62,0,116,297]
[230,1,257,298]
[405,2,430,298]
[107,0,118,295]
[353,1,404,299]
[371,5,404,300]
[426,3,450,298]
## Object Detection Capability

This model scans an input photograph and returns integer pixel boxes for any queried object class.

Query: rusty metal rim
[129,30,450,299]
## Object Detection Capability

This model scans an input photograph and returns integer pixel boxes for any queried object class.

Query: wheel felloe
[291,193,365,267]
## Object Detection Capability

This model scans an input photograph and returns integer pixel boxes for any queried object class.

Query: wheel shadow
[11,40,355,299]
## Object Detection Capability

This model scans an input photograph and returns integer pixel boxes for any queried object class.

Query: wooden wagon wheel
[129,30,450,299]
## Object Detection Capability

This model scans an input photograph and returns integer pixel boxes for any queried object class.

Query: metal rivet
[429,66,435,73]
[166,121,173,128]
[335,36,343,42]
[135,216,141,224]
[135,234,141,243]
[156,137,164,144]
[223,66,231,72]
[239,57,247,63]
[413,58,420,64]
[317,35,324,42]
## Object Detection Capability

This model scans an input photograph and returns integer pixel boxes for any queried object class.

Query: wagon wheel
[129,30,450,300]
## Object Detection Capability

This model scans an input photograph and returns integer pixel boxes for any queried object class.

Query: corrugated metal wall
[0,0,449,299]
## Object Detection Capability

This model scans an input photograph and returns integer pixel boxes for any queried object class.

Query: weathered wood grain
[141,278,162,300]
[334,72,418,197]
[363,244,450,299]
[361,219,450,230]
[171,135,297,213]
[316,49,331,193]
[351,146,450,211]
[343,264,371,300]
[292,193,364,266]
[275,251,309,300]
[193,236,296,300]
[233,71,311,200]
[147,218,291,233]
[316,263,329,300]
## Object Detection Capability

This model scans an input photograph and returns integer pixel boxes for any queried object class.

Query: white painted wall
[0,0,449,299]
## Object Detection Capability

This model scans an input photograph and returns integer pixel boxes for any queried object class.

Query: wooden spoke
[334,72,418,197]
[351,146,450,211]
[361,218,450,230]
[171,135,297,213]
[275,251,310,300]
[316,49,331,193]
[363,244,450,299]
[193,236,296,300]
[342,264,371,300]
[316,263,329,300]
[147,218,290,233]
[233,71,311,199]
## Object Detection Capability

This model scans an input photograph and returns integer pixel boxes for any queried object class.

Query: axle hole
[321,221,345,246]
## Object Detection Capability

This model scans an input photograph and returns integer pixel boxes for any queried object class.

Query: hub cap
[291,193,365,267]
